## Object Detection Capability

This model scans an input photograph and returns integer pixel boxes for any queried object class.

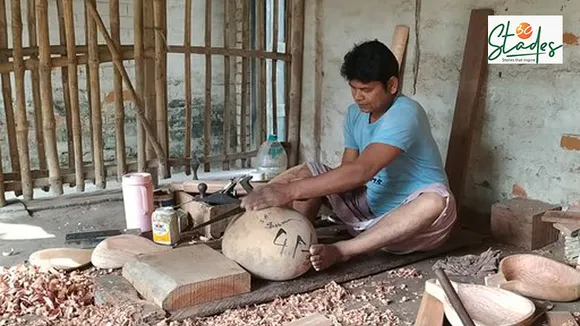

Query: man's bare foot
[309,242,350,271]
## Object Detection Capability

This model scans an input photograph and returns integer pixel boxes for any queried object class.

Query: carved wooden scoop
[425,278,536,326]
[499,254,580,302]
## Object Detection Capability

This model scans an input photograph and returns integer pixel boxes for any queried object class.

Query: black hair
[340,39,399,90]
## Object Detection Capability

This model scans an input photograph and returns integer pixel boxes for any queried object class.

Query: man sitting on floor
[240,39,457,272]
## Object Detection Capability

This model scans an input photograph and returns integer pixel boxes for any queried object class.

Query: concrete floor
[1,190,580,325]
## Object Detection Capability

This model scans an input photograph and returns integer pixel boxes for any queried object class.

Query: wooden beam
[287,0,306,166]
[444,9,494,209]
[111,0,126,180]
[134,0,146,173]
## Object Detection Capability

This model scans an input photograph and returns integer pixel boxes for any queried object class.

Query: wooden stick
[27,0,46,172]
[86,0,105,189]
[313,0,323,161]
[134,0,146,172]
[11,0,33,200]
[84,1,95,185]
[222,0,231,170]
[37,0,63,195]
[56,0,74,171]
[184,0,192,175]
[271,0,279,136]
[287,0,305,166]
[86,0,168,178]
[392,25,410,72]
[203,0,212,172]
[257,0,266,143]
[154,0,168,161]
[143,0,157,168]
[111,0,126,180]
[62,0,84,192]
[240,0,249,168]
[0,145,5,206]
[434,268,475,326]
[0,0,20,177]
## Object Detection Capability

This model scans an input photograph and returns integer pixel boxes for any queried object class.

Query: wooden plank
[287,0,305,166]
[111,0,126,180]
[0,0,20,177]
[62,0,84,192]
[184,0,192,175]
[122,244,251,311]
[11,0,33,200]
[169,229,480,320]
[444,9,494,210]
[27,0,46,172]
[414,292,444,326]
[284,313,332,326]
[134,0,146,173]
[203,0,212,172]
[154,0,168,161]
[37,0,63,195]
[561,134,580,151]
[56,0,74,171]
[542,210,580,224]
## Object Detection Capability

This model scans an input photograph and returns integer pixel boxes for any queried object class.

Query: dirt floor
[1,190,580,325]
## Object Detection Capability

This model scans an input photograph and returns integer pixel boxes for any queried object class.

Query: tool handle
[434,268,476,326]
[239,177,254,194]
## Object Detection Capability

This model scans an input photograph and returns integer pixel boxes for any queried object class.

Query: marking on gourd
[273,228,289,255]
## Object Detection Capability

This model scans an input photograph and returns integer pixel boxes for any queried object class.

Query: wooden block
[122,244,251,311]
[561,134,580,151]
[484,272,506,288]
[174,191,240,239]
[533,311,579,326]
[491,198,562,250]
[414,291,444,326]
[542,211,580,225]
[554,223,580,237]
[284,313,333,326]
[94,274,166,322]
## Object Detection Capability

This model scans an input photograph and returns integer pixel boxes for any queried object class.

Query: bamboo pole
[241,0,249,168]
[0,0,20,179]
[287,0,305,166]
[222,0,231,170]
[86,0,168,178]
[11,0,33,200]
[86,0,105,189]
[258,0,266,143]
[27,0,46,173]
[203,0,212,172]
[111,0,126,180]
[134,0,146,172]
[62,0,84,192]
[56,0,74,172]
[271,0,279,136]
[143,0,156,168]
[154,0,168,162]
[0,146,5,206]
[314,0,323,161]
[184,0,192,175]
[84,2,95,185]
[284,0,292,141]
[37,0,63,195]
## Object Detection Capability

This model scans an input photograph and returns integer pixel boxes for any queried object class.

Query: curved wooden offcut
[499,254,580,302]
[425,278,535,326]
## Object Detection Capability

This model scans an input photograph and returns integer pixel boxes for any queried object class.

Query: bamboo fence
[0,0,304,206]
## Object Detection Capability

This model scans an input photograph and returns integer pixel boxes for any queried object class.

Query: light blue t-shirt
[343,94,449,217]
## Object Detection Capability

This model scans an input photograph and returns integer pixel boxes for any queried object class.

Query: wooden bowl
[425,278,535,326]
[499,254,580,302]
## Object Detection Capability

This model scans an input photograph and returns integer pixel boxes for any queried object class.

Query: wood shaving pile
[0,264,113,326]
[385,267,422,279]
[161,281,400,326]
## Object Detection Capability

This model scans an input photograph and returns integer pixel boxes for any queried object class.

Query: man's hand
[240,182,294,211]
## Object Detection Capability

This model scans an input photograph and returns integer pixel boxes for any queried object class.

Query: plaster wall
[300,0,580,213]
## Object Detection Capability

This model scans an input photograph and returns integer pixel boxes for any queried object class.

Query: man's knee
[416,192,447,217]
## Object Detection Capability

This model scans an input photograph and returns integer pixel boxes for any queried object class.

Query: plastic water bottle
[256,134,288,181]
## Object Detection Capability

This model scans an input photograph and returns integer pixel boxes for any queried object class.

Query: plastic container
[121,172,155,232]
[255,134,288,181]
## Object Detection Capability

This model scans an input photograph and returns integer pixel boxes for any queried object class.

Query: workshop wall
[299,0,580,215]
